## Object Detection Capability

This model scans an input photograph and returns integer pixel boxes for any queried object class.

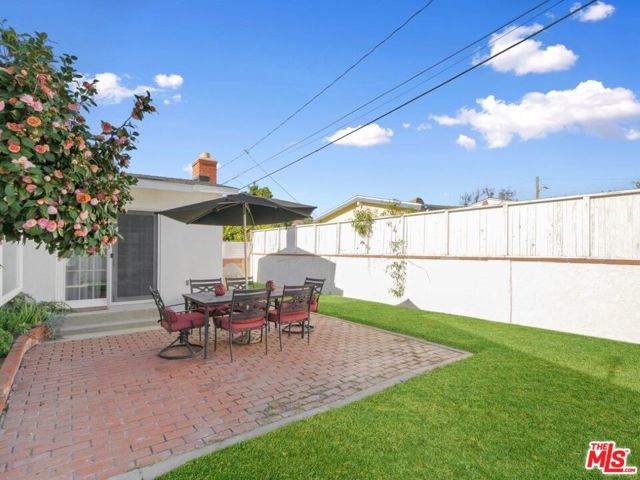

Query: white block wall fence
[251,189,640,344]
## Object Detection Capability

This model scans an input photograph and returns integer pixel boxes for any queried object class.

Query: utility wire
[222,0,562,184]
[243,149,299,202]
[242,0,597,189]
[218,0,437,171]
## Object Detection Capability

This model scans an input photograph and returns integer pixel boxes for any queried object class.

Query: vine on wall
[385,217,407,299]
[351,207,374,251]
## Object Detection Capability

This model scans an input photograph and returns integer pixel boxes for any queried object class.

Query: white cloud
[402,122,411,128]
[416,123,432,131]
[91,72,155,104]
[181,163,192,174]
[163,94,183,106]
[155,74,184,89]
[456,134,477,150]
[571,1,615,22]
[626,129,640,141]
[431,80,640,148]
[326,123,394,147]
[481,24,577,75]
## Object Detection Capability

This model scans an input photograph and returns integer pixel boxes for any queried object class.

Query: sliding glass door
[112,212,157,302]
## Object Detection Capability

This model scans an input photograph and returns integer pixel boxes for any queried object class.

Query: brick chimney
[191,152,218,184]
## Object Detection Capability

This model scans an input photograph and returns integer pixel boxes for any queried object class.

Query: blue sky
[4,0,639,213]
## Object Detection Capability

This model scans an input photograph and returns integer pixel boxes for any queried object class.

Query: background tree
[222,184,287,241]
[0,24,154,257]
[460,186,516,206]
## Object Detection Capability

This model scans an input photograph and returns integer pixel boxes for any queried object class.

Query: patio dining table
[183,289,283,358]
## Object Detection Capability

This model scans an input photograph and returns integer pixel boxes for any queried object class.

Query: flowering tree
[0,24,154,257]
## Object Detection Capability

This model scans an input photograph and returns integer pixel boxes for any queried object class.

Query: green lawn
[161,296,640,479]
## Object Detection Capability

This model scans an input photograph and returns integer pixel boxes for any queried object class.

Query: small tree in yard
[0,24,154,257]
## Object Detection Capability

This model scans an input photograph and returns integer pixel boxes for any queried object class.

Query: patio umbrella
[160,193,316,286]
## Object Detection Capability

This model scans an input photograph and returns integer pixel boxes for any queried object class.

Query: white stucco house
[0,151,237,308]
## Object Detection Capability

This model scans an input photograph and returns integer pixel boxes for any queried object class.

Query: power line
[243,149,299,202]
[222,0,563,185]
[242,0,597,189]
[218,0,437,171]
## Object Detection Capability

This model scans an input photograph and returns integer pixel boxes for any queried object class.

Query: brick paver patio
[0,314,466,480]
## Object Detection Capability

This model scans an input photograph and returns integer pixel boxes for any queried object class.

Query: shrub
[0,328,12,356]
[0,293,70,356]
[0,23,155,257]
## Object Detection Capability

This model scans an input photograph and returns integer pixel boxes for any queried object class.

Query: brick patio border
[0,325,48,413]
[112,316,471,480]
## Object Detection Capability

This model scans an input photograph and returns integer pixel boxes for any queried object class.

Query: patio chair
[149,287,206,359]
[225,277,253,290]
[213,288,271,362]
[268,285,314,351]
[189,278,223,293]
[304,277,325,313]
[188,278,226,340]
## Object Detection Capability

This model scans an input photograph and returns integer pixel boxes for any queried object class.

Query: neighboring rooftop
[315,195,456,223]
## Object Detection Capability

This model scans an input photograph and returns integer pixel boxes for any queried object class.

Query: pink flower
[47,206,58,215]
[74,227,89,238]
[12,157,34,170]
[79,210,89,221]
[44,175,51,182]
[92,223,99,231]
[52,121,61,128]
[22,176,33,184]
[57,219,65,228]
[26,184,36,193]
[90,165,98,174]
[46,220,57,232]
[74,223,82,230]
[37,218,49,229]
[31,101,43,112]
[87,246,97,254]
[0,100,4,111]
[19,94,34,105]
[54,170,63,179]
[90,197,98,206]
[23,219,37,230]
[67,103,80,111]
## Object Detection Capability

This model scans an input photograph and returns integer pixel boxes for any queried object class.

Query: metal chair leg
[307,320,310,344]
[264,325,268,354]
[228,330,233,362]
[278,323,283,351]
[214,324,218,352]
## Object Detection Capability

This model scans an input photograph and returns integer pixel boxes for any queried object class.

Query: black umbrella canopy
[161,193,316,226]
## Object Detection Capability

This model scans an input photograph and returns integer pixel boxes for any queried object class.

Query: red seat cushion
[268,310,309,324]
[217,315,266,333]
[162,308,206,332]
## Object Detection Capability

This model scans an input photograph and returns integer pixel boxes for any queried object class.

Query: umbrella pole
[243,203,248,288]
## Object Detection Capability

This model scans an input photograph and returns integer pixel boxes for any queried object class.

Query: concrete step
[58,307,160,340]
